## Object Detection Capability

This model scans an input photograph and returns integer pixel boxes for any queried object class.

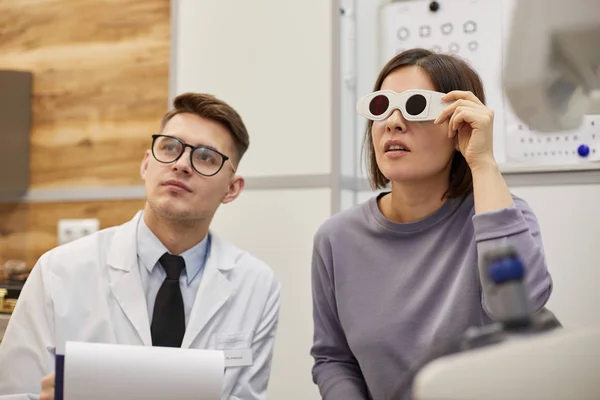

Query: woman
[310,48,553,399]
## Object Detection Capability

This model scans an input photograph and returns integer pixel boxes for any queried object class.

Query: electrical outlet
[57,218,100,245]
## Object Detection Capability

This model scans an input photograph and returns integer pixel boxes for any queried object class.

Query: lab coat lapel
[182,235,234,349]
[106,211,152,346]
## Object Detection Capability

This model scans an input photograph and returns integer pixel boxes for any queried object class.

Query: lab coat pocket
[215,331,254,368]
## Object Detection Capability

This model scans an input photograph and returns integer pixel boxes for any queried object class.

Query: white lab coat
[0,211,281,400]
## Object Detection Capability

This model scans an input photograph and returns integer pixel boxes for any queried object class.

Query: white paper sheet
[63,341,224,400]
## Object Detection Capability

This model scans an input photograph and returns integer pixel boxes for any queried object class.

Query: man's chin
[150,199,214,222]
[148,198,189,219]
[161,210,194,221]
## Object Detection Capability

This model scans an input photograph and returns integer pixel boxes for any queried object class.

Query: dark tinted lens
[369,95,390,116]
[405,94,427,116]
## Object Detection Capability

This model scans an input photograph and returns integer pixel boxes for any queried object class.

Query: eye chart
[379,0,600,170]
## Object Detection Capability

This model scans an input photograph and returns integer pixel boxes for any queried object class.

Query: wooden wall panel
[0,200,146,269]
[0,0,170,189]
[0,0,169,270]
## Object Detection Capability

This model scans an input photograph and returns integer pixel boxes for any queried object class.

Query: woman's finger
[441,90,484,106]
[434,99,481,125]
[451,108,481,132]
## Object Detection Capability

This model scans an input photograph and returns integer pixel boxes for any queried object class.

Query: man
[0,93,281,400]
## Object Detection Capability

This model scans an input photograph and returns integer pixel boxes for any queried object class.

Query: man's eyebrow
[193,143,220,152]
[166,134,223,153]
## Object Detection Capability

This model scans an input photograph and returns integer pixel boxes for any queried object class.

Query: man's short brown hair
[364,48,486,199]
[160,92,250,163]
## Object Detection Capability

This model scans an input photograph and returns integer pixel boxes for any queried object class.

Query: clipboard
[51,342,224,400]
[55,354,65,400]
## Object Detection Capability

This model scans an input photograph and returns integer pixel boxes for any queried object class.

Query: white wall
[508,185,600,328]
[172,0,334,178]
[210,189,329,399]
[173,1,337,398]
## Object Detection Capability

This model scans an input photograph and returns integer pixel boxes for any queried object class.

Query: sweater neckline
[367,191,468,234]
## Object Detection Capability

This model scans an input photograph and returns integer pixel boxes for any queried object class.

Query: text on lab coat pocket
[214,331,254,368]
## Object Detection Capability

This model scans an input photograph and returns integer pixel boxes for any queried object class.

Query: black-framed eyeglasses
[151,134,236,177]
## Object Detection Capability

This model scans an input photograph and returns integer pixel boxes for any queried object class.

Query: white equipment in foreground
[412,243,600,399]
[413,324,600,399]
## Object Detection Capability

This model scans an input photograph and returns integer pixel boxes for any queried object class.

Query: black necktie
[151,253,186,347]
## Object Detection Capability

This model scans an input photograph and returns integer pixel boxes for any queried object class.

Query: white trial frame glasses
[356,89,455,122]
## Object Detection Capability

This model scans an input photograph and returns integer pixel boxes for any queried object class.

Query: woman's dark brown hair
[363,48,486,198]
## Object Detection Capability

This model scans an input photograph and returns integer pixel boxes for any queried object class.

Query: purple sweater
[310,192,552,400]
